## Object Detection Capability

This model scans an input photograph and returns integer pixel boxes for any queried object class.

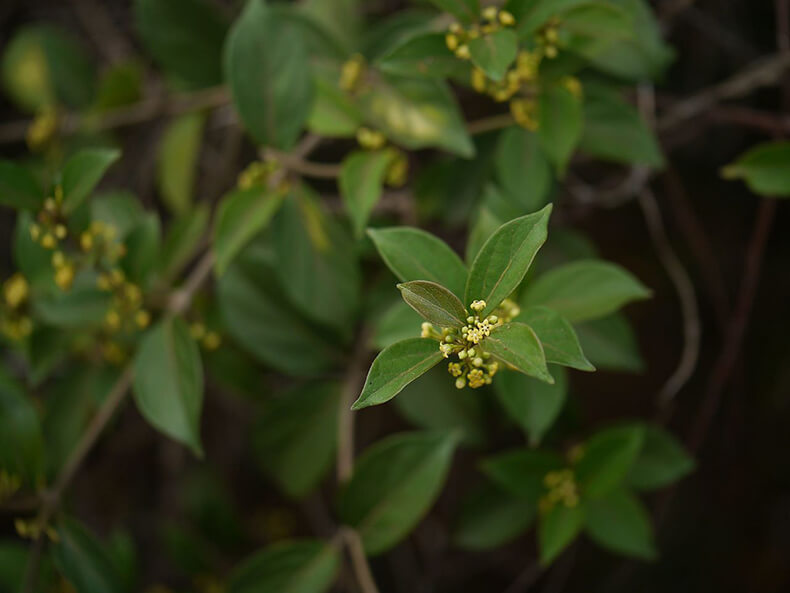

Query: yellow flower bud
[445,33,459,51]
[471,68,487,93]
[105,309,121,331]
[3,274,29,309]
[40,233,56,249]
[499,10,515,26]
[203,331,221,350]
[80,232,93,251]
[455,45,470,59]
[54,224,67,239]
[135,310,151,329]
[51,251,65,268]
[54,264,75,291]
[340,54,365,92]
[482,6,498,21]
[29,223,41,241]
[190,322,206,340]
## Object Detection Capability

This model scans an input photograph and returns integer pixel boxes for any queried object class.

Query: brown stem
[467,113,515,135]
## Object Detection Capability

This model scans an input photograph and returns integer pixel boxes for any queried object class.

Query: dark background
[1,1,790,592]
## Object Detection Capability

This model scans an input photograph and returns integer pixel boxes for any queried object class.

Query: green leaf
[468,29,518,82]
[574,313,644,372]
[338,430,458,555]
[482,448,564,501]
[376,32,466,79]
[135,0,228,88]
[426,0,480,22]
[0,160,43,210]
[213,186,285,276]
[339,149,396,237]
[92,60,143,112]
[307,76,363,137]
[538,503,584,565]
[494,127,552,213]
[507,0,592,36]
[465,205,552,315]
[579,85,663,167]
[300,0,361,52]
[521,306,594,371]
[398,280,468,328]
[132,317,204,456]
[537,84,583,175]
[90,191,144,239]
[0,368,44,483]
[721,141,790,197]
[225,0,314,149]
[368,227,468,298]
[484,322,553,383]
[358,75,474,158]
[61,148,121,214]
[253,382,341,499]
[627,425,694,491]
[157,112,205,215]
[371,300,422,350]
[453,482,536,550]
[584,487,656,560]
[228,539,340,593]
[575,424,645,498]
[352,338,443,410]
[521,260,651,323]
[34,288,110,329]
[218,238,340,376]
[495,365,567,445]
[122,213,162,288]
[158,205,209,282]
[271,187,360,335]
[394,366,487,446]
[53,518,126,593]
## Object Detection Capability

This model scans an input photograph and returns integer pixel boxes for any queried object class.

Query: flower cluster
[29,186,68,252]
[1,273,32,340]
[356,127,408,187]
[539,469,580,513]
[237,159,287,192]
[422,298,520,389]
[190,321,222,351]
[445,7,516,61]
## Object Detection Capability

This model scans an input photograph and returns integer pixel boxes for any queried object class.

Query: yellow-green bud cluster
[190,322,222,351]
[471,49,544,104]
[356,127,409,187]
[29,186,67,251]
[445,7,516,61]
[237,159,283,191]
[1,273,32,340]
[0,470,21,501]
[339,54,366,93]
[26,107,58,152]
[539,469,580,513]
[15,518,59,543]
[98,268,150,337]
[536,17,562,59]
[356,127,386,150]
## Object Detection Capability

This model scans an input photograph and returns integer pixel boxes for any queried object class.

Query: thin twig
[268,150,343,179]
[467,113,515,135]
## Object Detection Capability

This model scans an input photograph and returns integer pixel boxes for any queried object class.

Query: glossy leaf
[453,483,536,550]
[213,186,285,276]
[61,148,121,214]
[521,260,651,323]
[575,424,645,498]
[494,127,552,213]
[352,338,443,410]
[468,29,518,81]
[133,317,204,456]
[398,280,468,328]
[538,503,584,564]
[484,322,553,384]
[377,32,466,79]
[157,112,205,215]
[465,205,552,316]
[53,518,126,593]
[0,368,44,483]
[225,0,314,149]
[368,227,468,298]
[482,448,564,501]
[627,425,694,491]
[575,313,644,372]
[158,205,209,281]
[584,487,656,560]
[123,213,161,288]
[521,306,594,371]
[228,539,340,593]
[721,141,790,197]
[338,430,458,554]
[537,84,583,175]
[339,149,396,237]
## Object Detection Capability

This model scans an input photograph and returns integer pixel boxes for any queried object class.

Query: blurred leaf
[15,213,54,290]
[484,322,553,383]
[482,448,564,501]
[521,260,651,323]
[61,148,121,214]
[368,227,468,298]
[352,338,443,409]
[0,160,43,210]
[721,141,790,197]
[218,238,340,376]
[135,0,228,88]
[338,430,458,555]
[92,61,144,112]
[426,0,480,23]
[627,425,694,490]
[213,186,285,276]
[521,306,594,371]
[538,502,584,564]
[494,127,552,213]
[307,76,363,137]
[495,365,567,445]
[377,32,467,79]
[453,482,535,550]
[574,313,644,372]
[133,317,204,456]
[465,201,505,265]
[537,84,583,175]
[225,0,314,149]
[300,0,361,52]
[229,539,340,593]
[340,149,396,237]
[90,191,144,238]
[361,9,436,61]
[253,382,341,499]
[271,187,360,335]
[53,517,126,593]
[358,76,474,158]
[371,300,422,350]
[469,29,518,81]
[158,204,209,281]
[122,213,161,288]
[584,487,656,560]
[575,424,645,498]
[465,205,552,316]
[395,366,487,446]
[0,368,43,483]
[34,288,110,329]
[579,85,663,167]
[157,112,205,215]
[398,281,468,328]
[507,0,592,36]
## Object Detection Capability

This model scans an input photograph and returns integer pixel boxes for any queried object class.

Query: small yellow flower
[356,127,386,150]
[54,263,74,291]
[3,274,29,309]
[455,44,470,60]
[470,300,486,312]
[471,68,487,93]
[339,54,365,92]
[54,224,67,240]
[80,231,93,251]
[202,331,221,350]
[445,33,459,51]
[40,233,56,249]
[499,10,516,26]
[482,6,498,21]
[135,310,151,329]
[105,309,121,331]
